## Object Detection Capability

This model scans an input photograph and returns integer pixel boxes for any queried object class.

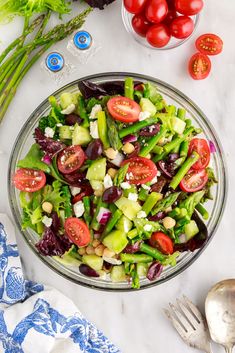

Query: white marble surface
[0,1,235,352]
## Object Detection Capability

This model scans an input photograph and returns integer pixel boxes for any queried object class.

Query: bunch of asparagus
[0,7,92,124]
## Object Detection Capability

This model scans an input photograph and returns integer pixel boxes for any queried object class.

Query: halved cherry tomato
[188,138,210,170]
[107,97,141,123]
[175,0,203,16]
[124,0,147,14]
[196,34,223,56]
[188,52,211,80]
[122,157,158,184]
[146,24,171,48]
[170,16,194,39]
[132,13,151,37]
[13,168,46,192]
[65,217,91,247]
[149,232,174,255]
[145,0,168,24]
[180,168,208,192]
[57,145,85,175]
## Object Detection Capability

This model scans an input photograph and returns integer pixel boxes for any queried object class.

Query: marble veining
[0,1,234,352]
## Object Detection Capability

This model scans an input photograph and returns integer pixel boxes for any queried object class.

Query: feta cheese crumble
[89,104,102,120]
[128,192,138,202]
[42,216,52,228]
[70,186,81,196]
[150,176,158,185]
[103,174,113,189]
[90,120,99,139]
[137,210,147,219]
[44,127,54,138]
[142,184,151,191]
[73,201,85,218]
[61,103,76,115]
[143,224,153,232]
[139,111,151,121]
[157,170,161,177]
[120,182,131,189]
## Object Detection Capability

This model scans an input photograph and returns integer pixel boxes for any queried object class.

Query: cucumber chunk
[82,254,103,271]
[60,92,80,109]
[59,125,72,140]
[137,263,149,277]
[86,158,106,181]
[171,116,186,134]
[72,123,91,146]
[184,220,199,241]
[110,265,126,282]
[115,196,141,220]
[116,215,133,233]
[140,98,157,117]
[102,230,128,254]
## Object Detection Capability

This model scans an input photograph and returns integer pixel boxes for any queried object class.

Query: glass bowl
[121,4,200,50]
[8,72,227,291]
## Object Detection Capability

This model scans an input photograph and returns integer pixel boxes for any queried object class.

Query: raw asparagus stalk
[139,126,166,157]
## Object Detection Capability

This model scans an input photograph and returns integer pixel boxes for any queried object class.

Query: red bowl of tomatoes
[8,73,227,291]
[122,0,202,50]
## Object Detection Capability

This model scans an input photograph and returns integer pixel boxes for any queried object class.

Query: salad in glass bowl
[11,75,221,289]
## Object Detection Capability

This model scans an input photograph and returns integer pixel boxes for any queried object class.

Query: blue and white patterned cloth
[0,214,120,353]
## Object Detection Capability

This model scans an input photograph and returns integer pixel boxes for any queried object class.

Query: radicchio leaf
[34,127,65,157]
[74,0,116,10]
[35,212,71,256]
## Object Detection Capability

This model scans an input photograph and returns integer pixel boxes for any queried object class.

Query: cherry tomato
[132,13,151,37]
[196,33,223,56]
[146,24,171,48]
[180,168,208,192]
[188,138,210,170]
[124,0,147,14]
[145,0,168,24]
[65,217,91,247]
[188,52,211,80]
[175,0,203,16]
[13,168,46,192]
[170,16,194,39]
[149,232,174,255]
[122,156,158,184]
[163,8,178,26]
[57,145,85,175]
[107,96,141,123]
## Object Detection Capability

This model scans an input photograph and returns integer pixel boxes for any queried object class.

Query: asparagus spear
[77,95,89,127]
[151,192,181,216]
[169,152,200,190]
[120,253,153,263]
[106,111,122,150]
[139,126,166,157]
[142,192,162,216]
[119,116,159,138]
[0,8,92,123]
[113,164,129,187]
[124,77,134,100]
[140,243,166,262]
[97,111,110,149]
[163,127,194,154]
[101,209,123,240]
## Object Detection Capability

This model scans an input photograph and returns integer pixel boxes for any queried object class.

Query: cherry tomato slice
[13,168,46,192]
[146,24,171,48]
[122,157,158,185]
[188,138,210,170]
[188,52,211,80]
[57,145,85,175]
[196,33,223,56]
[124,0,147,14]
[107,97,141,123]
[175,0,203,16]
[170,16,194,39]
[132,13,151,37]
[65,217,91,247]
[145,0,168,24]
[180,168,208,192]
[149,232,174,255]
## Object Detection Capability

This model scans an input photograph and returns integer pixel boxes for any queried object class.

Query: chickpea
[103,248,115,258]
[78,247,86,256]
[122,143,135,154]
[86,246,95,255]
[95,244,106,256]
[92,239,101,248]
[163,217,176,229]
[42,202,53,214]
[108,168,117,179]
[105,148,118,159]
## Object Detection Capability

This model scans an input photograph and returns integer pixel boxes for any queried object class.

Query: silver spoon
[205,279,235,353]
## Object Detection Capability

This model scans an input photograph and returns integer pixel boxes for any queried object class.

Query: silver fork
[164,295,212,353]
